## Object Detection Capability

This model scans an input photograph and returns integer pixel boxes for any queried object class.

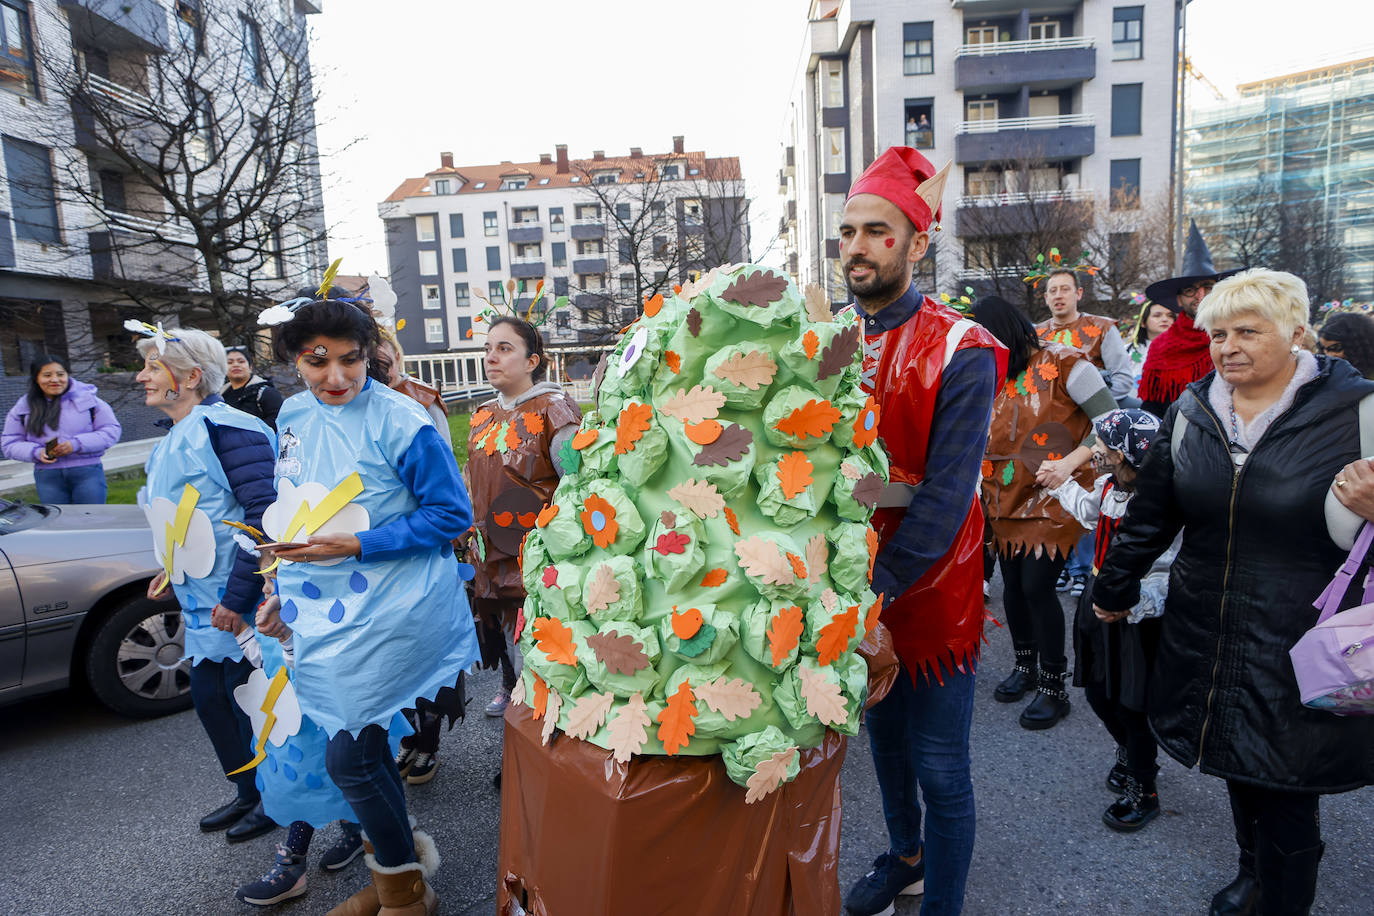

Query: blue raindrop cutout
[282,763,297,782]
[185,610,199,628]
[305,772,323,790]
[280,599,298,624]
[349,571,368,594]
[301,581,322,599]
[328,600,345,623]
[255,772,265,791]
[287,744,304,763]
[267,754,278,774]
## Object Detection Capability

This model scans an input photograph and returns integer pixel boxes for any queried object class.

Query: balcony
[510,256,546,279]
[60,0,168,52]
[574,292,613,311]
[508,224,543,244]
[952,189,1094,236]
[89,216,200,285]
[954,114,1095,166]
[955,37,1095,93]
[570,219,604,240]
[572,256,607,274]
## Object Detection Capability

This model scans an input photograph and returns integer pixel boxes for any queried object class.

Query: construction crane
[1184,56,1227,101]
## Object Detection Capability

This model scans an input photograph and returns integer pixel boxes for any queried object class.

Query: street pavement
[2,587,1371,916]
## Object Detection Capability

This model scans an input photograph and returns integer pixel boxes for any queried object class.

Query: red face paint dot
[884,238,895,248]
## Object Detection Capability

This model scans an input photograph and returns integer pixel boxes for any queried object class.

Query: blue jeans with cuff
[34,463,107,504]
[326,724,416,868]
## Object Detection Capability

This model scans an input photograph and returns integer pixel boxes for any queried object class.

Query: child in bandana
[1047,408,1171,833]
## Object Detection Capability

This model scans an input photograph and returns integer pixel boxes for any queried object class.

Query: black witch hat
[1145,220,1243,312]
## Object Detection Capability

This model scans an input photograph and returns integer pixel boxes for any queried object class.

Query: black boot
[200,796,258,832]
[1106,745,1128,793]
[994,647,1037,703]
[1019,665,1071,730]
[1211,871,1261,916]
[1255,839,1323,916]
[1103,769,1160,832]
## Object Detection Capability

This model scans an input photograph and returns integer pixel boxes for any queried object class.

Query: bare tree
[1082,190,1174,319]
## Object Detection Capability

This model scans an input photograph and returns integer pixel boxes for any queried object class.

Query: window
[1028,20,1060,41]
[551,241,566,267]
[483,211,498,236]
[240,16,264,85]
[489,280,505,302]
[486,246,500,270]
[3,137,60,243]
[683,199,703,223]
[174,1,201,52]
[1112,84,1143,136]
[0,1,34,97]
[458,316,472,339]
[966,99,998,122]
[826,128,845,174]
[512,206,538,224]
[501,177,529,190]
[967,169,1001,197]
[903,22,933,75]
[550,207,564,231]
[418,249,438,275]
[424,318,444,344]
[1113,7,1143,60]
[263,224,285,279]
[618,238,632,261]
[905,99,934,148]
[965,25,996,45]
[98,169,127,212]
[449,213,464,237]
[577,240,604,255]
[415,215,436,242]
[188,84,214,150]
[1109,159,1141,209]
[422,285,441,310]
[822,60,843,107]
[593,171,618,185]
[553,276,568,296]
[433,179,451,195]
[454,282,469,307]
[650,200,666,217]
[556,310,570,329]
[451,248,467,272]
[515,242,541,260]
[578,273,605,291]
[473,182,486,189]
[621,307,638,325]
[1027,94,1059,118]
[615,203,631,221]
[575,204,599,221]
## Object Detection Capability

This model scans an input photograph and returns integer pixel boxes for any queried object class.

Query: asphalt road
[3,589,1371,916]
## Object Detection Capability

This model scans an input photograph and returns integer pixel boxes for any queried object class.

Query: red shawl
[1138,311,1213,405]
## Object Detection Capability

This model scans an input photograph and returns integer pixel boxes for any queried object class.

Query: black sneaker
[318,825,364,872]
[406,751,439,785]
[394,745,417,777]
[235,843,308,906]
[844,850,925,916]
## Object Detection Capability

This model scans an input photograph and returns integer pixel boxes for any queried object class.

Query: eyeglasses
[1179,282,1215,297]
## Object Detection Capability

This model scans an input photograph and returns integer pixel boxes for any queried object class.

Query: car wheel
[86,596,194,718]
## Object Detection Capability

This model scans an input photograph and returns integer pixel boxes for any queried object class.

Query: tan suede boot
[370,830,440,916]
[326,839,379,916]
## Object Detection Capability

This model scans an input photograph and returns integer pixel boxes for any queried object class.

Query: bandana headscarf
[1138,311,1213,407]
[1094,408,1161,470]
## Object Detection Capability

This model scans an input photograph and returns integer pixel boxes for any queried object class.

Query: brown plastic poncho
[1035,312,1117,367]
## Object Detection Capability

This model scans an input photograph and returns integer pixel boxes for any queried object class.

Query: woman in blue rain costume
[258,294,478,916]
[131,324,278,844]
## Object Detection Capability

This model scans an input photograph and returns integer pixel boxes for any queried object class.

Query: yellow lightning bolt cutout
[227,666,291,776]
[256,472,365,576]
[154,484,201,598]
[316,258,343,298]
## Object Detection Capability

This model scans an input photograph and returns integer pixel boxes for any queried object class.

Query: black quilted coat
[1095,357,1374,793]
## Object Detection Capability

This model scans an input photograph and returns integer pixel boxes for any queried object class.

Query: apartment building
[377,138,749,356]
[780,0,1179,303]
[0,0,327,377]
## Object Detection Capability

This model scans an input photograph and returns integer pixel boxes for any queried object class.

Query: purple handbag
[1293,522,1374,714]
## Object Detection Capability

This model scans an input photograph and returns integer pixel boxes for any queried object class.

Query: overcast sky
[306,0,1372,275]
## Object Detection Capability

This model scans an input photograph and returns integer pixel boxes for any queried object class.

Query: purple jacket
[2,379,122,468]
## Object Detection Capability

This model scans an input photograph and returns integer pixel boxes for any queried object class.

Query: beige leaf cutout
[694,677,762,722]
[745,747,799,804]
[679,267,719,302]
[585,563,621,614]
[607,692,652,763]
[803,283,833,323]
[714,350,778,391]
[805,533,827,584]
[565,690,615,740]
[820,587,839,613]
[735,536,796,586]
[798,665,849,727]
[840,461,862,480]
[667,478,726,519]
[510,676,527,708]
[541,686,563,746]
[660,384,727,424]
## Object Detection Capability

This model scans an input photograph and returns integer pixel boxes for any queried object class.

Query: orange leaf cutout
[536,502,559,527]
[1083,324,1102,338]
[522,411,545,435]
[767,605,805,667]
[517,512,537,527]
[656,680,698,756]
[615,403,653,455]
[1047,451,1063,461]
[581,494,619,548]
[644,293,663,317]
[531,671,549,719]
[864,594,883,637]
[470,408,493,429]
[865,527,879,582]
[1032,432,1048,446]
[852,396,881,448]
[816,605,859,666]
[802,329,820,360]
[493,511,514,527]
[665,350,681,374]
[685,419,723,445]
[571,429,599,450]
[533,616,578,665]
[776,399,842,440]
[724,506,741,536]
[671,607,703,640]
[1037,363,1060,382]
[483,423,501,455]
[981,460,994,479]
[777,451,814,500]
[786,551,808,581]
[699,568,728,587]
[504,422,522,451]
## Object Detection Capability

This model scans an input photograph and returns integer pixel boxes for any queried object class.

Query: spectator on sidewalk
[1317,311,1374,379]
[2,354,121,504]
[222,346,285,431]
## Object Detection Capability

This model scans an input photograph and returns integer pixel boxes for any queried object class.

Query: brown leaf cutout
[720,269,788,308]
[540,686,562,746]
[735,536,796,586]
[852,472,884,509]
[686,308,702,337]
[586,629,651,676]
[694,676,762,722]
[607,692,652,763]
[667,478,725,518]
[798,665,849,727]
[803,283,833,323]
[816,325,861,381]
[660,385,726,423]
[693,423,753,467]
[805,533,827,583]
[564,690,615,740]
[584,563,621,614]
[713,350,777,390]
[746,747,799,804]
[660,510,678,528]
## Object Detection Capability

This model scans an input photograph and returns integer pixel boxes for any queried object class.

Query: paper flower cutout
[257,299,312,327]
[853,396,881,448]
[616,327,650,378]
[580,494,619,548]
[123,319,181,355]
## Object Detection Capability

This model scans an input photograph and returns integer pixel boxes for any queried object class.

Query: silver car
[0,497,191,717]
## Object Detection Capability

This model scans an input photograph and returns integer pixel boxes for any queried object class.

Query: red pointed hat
[847,146,950,233]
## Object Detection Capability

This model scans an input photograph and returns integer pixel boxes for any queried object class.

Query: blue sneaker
[318,824,364,872]
[844,850,925,916]
[235,844,308,907]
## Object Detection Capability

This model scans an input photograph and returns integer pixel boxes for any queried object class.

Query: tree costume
[1036,313,1116,366]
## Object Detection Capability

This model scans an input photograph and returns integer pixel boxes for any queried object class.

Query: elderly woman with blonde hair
[1093,269,1374,915]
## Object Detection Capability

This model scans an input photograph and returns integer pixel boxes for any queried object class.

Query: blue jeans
[1064,530,1093,579]
[326,724,416,868]
[34,463,107,504]
[866,663,977,916]
[189,657,260,801]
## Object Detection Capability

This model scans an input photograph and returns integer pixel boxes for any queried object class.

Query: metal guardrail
[85,72,157,117]
[105,212,197,243]
[955,113,1095,134]
[405,343,614,403]
[957,266,1030,281]
[954,36,1094,58]
[956,189,1095,207]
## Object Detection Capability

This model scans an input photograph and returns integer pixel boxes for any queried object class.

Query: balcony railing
[956,266,1030,281]
[84,71,157,117]
[956,189,1095,208]
[511,255,544,265]
[572,217,602,226]
[105,211,197,243]
[954,36,1094,58]
[956,113,1094,134]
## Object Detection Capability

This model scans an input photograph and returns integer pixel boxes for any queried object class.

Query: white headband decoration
[123,319,181,356]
